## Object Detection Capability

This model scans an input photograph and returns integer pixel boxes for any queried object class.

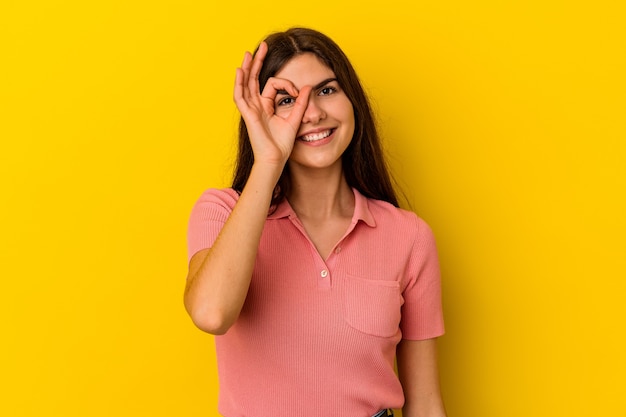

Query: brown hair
[232,27,399,208]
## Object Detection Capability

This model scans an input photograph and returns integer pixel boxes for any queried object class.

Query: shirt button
[335,247,342,254]
[320,269,328,278]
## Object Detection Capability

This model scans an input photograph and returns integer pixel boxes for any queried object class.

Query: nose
[301,96,325,124]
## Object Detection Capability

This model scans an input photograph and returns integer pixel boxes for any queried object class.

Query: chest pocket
[341,274,402,338]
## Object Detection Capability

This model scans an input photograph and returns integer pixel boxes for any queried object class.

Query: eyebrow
[313,77,338,90]
[275,78,338,97]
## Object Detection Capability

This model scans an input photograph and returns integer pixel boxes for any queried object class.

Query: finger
[259,77,299,116]
[250,41,267,75]
[260,77,299,101]
[239,51,253,101]
[248,42,267,97]
[285,85,313,128]
[235,67,263,124]
[233,67,249,111]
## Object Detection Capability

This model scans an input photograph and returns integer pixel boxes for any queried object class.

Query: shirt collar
[352,188,376,227]
[267,188,377,228]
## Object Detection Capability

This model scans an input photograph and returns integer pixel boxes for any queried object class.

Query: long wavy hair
[232,27,399,208]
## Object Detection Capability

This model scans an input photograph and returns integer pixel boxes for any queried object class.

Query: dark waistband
[372,410,394,417]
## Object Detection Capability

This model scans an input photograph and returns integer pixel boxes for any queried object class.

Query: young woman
[185,27,446,417]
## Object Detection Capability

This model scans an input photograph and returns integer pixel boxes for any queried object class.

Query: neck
[286,163,354,221]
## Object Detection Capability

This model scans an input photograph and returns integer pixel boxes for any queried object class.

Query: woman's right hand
[233,42,312,168]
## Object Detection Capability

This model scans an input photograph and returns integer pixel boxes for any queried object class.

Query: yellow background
[1,0,624,416]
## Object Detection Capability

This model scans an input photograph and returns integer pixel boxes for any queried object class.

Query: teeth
[301,129,332,142]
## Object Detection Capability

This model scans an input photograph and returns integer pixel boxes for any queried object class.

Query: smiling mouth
[298,129,334,142]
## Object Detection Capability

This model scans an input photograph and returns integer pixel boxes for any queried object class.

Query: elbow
[193,314,232,335]
[185,301,233,335]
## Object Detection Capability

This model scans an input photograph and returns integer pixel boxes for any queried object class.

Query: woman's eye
[277,97,295,106]
[319,86,336,96]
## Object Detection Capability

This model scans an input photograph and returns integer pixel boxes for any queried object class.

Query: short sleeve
[400,217,445,340]
[187,188,239,262]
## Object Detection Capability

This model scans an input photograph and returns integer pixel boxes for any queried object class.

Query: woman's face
[273,53,355,173]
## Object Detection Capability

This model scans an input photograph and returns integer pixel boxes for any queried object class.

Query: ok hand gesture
[233,42,312,168]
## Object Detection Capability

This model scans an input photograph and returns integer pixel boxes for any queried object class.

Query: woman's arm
[183,163,282,334]
[183,42,311,335]
[397,338,447,417]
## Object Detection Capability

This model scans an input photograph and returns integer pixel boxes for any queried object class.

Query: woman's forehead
[274,53,336,88]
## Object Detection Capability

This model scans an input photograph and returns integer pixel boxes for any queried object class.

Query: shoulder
[187,188,240,261]
[366,198,434,241]
[193,188,240,211]
[365,198,438,256]
[188,188,241,224]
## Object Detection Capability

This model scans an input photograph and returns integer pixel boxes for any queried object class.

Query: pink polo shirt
[187,188,444,417]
